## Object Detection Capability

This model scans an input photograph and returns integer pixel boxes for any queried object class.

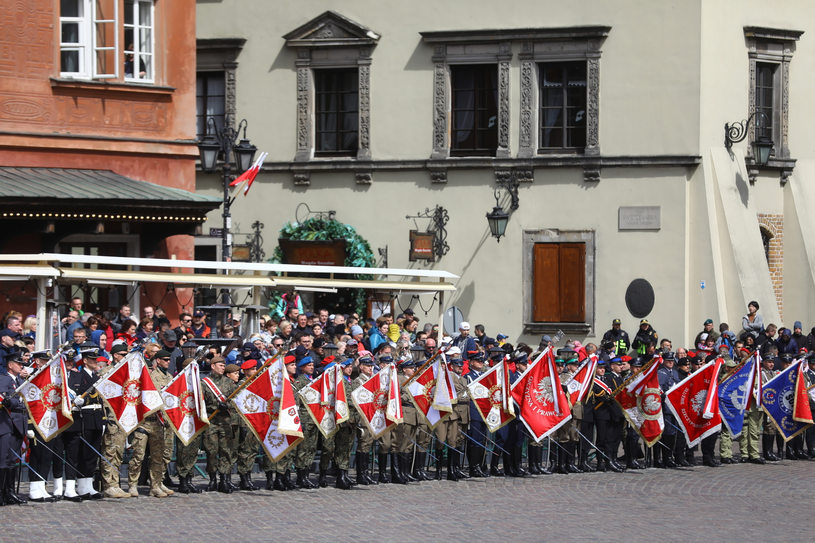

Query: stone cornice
[420,26,611,44]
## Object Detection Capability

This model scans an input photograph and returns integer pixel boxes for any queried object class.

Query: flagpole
[76,350,143,401]
[401,345,451,389]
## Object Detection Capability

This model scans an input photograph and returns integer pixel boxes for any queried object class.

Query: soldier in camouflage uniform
[224,363,243,491]
[352,354,377,485]
[292,356,319,488]
[393,358,419,483]
[433,351,460,481]
[236,359,261,491]
[449,355,472,480]
[375,355,405,484]
[260,355,299,491]
[201,357,238,493]
[174,357,203,494]
[332,358,356,489]
[99,344,130,498]
[127,349,174,498]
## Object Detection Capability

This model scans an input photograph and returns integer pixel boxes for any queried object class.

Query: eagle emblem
[534,377,555,405]
[690,390,708,415]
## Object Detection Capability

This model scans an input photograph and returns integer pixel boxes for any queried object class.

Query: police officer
[201,356,237,493]
[352,354,377,485]
[1,351,29,505]
[601,319,630,356]
[292,356,319,489]
[64,344,105,501]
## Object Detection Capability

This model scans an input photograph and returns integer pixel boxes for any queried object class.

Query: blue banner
[761,362,812,442]
[718,361,753,438]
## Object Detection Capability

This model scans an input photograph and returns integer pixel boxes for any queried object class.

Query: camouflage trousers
[176,435,201,478]
[203,420,235,474]
[237,427,260,475]
[128,419,166,490]
[294,421,318,470]
[318,423,354,470]
[262,449,294,474]
[100,422,127,491]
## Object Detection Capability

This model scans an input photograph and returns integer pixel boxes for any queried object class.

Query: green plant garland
[267,217,375,316]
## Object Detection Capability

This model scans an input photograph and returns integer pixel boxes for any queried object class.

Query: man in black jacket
[601,319,630,356]
[594,357,626,472]
[0,352,29,505]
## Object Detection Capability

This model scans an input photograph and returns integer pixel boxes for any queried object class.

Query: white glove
[74,396,85,407]
[27,430,35,439]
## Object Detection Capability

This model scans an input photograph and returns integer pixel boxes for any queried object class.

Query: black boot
[446,452,460,481]
[177,474,191,494]
[565,443,583,473]
[187,474,202,493]
[356,453,370,485]
[607,458,623,473]
[435,450,445,480]
[318,469,328,488]
[402,453,418,482]
[283,470,298,490]
[163,470,178,489]
[514,447,528,476]
[336,469,352,490]
[377,453,391,484]
[4,469,25,505]
[265,471,274,490]
[342,468,357,487]
[205,472,218,491]
[391,453,407,484]
[763,435,779,461]
[528,447,542,475]
[553,445,564,474]
[414,452,431,481]
[489,452,504,476]
[227,473,240,490]
[217,473,232,493]
[240,472,258,491]
[273,472,288,491]
[578,446,595,473]
[503,451,515,477]
[298,468,317,489]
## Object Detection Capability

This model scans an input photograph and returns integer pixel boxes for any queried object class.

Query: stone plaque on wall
[619,206,661,230]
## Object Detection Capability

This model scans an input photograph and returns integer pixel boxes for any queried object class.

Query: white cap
[459,322,470,330]
[441,336,453,345]
[446,346,461,356]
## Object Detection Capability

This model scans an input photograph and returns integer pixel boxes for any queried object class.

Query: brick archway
[757,214,783,320]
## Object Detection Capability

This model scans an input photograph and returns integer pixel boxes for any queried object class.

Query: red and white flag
[406,358,455,429]
[792,360,814,424]
[229,152,267,196]
[16,352,73,441]
[232,357,303,462]
[565,355,598,405]
[94,352,163,434]
[161,363,209,446]
[613,358,665,446]
[467,359,515,432]
[298,364,349,438]
[352,364,403,439]
[510,348,571,443]
[665,359,723,447]
[745,350,764,409]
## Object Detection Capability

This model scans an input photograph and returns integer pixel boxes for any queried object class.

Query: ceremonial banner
[352,364,403,438]
[665,359,723,447]
[564,356,598,406]
[232,358,303,462]
[760,359,813,441]
[161,363,209,446]
[510,348,571,443]
[746,351,763,409]
[613,359,664,446]
[467,360,515,432]
[298,364,350,438]
[718,360,753,438]
[16,353,73,441]
[406,358,455,429]
[95,353,163,434]
[792,360,814,424]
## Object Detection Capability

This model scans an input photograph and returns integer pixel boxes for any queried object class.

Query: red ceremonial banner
[665,360,723,447]
[510,349,571,442]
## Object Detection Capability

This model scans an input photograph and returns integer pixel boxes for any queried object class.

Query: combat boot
[318,469,328,488]
[265,471,274,490]
[227,473,239,490]
[763,435,779,461]
[513,447,528,477]
[217,473,232,494]
[565,444,583,473]
[413,452,430,481]
[177,475,191,494]
[356,453,370,486]
[205,472,218,491]
[377,453,391,484]
[336,469,352,490]
[283,470,298,490]
[240,472,259,491]
[273,471,288,491]
[446,453,460,482]
[435,450,445,480]
[528,447,542,475]
[391,453,407,484]
[489,452,504,476]
[187,474,202,493]
[296,468,317,489]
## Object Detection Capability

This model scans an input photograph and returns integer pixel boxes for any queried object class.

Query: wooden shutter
[532,243,585,323]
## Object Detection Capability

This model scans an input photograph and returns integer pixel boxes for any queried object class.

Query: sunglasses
[158,357,171,361]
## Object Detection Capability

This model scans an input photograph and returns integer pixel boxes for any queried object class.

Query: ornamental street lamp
[198,116,257,262]
[724,111,774,167]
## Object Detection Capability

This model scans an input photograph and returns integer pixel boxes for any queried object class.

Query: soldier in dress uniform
[331,357,355,489]
[26,350,57,503]
[449,354,472,480]
[236,359,261,491]
[352,354,378,485]
[1,351,29,505]
[201,356,238,493]
[554,350,582,474]
[374,355,408,484]
[464,351,490,477]
[128,349,175,498]
[224,363,243,491]
[98,344,131,498]
[63,344,105,501]
[264,355,299,491]
[594,356,626,472]
[622,357,646,470]
[655,352,680,468]
[506,353,529,477]
[292,356,319,489]
[393,358,420,483]
[174,357,204,494]
[433,350,461,481]
[577,358,602,472]
[488,346,510,476]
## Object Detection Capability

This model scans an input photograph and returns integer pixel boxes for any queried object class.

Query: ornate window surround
[744,26,803,184]
[522,228,596,336]
[196,38,246,131]
[284,10,379,177]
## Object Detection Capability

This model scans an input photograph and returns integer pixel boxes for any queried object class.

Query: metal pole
[222,151,232,264]
[35,277,47,351]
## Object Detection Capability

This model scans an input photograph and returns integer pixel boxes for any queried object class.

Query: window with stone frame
[744,26,803,182]
[450,64,499,157]
[196,72,225,140]
[196,38,246,142]
[284,11,379,163]
[538,61,587,152]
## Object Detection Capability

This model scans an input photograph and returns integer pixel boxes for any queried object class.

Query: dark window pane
[539,61,587,150]
[450,64,498,156]
[61,50,79,72]
[61,0,81,17]
[61,23,80,44]
[315,68,359,155]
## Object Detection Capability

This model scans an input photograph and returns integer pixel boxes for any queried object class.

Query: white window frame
[59,0,90,79]
[124,0,155,83]
[93,0,119,79]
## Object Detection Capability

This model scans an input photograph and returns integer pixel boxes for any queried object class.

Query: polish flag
[510,348,571,442]
[467,359,515,433]
[351,364,402,439]
[161,363,209,446]
[564,355,598,405]
[16,351,73,441]
[299,364,349,438]
[94,352,163,434]
[406,358,454,429]
[229,152,267,196]
[792,360,814,424]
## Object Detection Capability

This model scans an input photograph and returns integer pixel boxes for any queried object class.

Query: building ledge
[50,78,176,99]
[523,322,594,336]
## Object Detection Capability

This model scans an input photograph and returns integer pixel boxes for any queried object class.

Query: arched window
[760,226,773,265]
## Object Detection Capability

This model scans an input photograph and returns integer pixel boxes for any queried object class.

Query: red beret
[321,355,336,366]
[284,355,297,365]
[241,360,257,371]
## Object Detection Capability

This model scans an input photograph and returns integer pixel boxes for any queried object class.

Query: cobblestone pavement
[3,458,814,542]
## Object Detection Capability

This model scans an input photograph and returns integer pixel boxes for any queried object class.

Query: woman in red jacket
[116,319,139,346]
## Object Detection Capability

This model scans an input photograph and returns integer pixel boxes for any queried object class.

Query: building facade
[195,0,815,345]
[0,0,218,319]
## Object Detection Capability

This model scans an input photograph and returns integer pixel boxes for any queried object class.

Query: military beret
[155,350,172,359]
[224,364,240,373]
[240,360,258,371]
[181,357,195,369]
[297,356,314,367]
[323,362,336,371]
[210,356,225,365]
[284,355,297,365]
[321,355,336,366]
